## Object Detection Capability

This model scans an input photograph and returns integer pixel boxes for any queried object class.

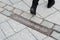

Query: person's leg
[47,0,55,8]
[30,0,39,15]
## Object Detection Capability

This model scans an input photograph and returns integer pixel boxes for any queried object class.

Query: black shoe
[30,7,36,15]
[47,0,55,8]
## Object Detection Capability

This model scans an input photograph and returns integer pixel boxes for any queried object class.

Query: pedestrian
[30,0,55,15]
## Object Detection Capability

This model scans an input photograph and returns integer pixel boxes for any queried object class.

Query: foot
[30,7,36,15]
[47,0,55,8]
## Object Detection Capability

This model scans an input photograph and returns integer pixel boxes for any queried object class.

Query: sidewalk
[0,0,60,40]
[0,14,55,40]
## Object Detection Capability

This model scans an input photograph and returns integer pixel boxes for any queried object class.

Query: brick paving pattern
[0,0,60,40]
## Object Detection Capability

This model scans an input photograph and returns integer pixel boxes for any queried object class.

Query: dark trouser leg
[30,0,39,15]
[47,0,55,8]
[31,0,39,8]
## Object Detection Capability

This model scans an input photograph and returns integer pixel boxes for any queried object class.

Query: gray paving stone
[4,5,14,11]
[37,2,56,18]
[41,21,54,28]
[53,25,60,32]
[13,1,30,11]
[7,31,23,40]
[8,19,27,32]
[31,16,43,24]
[53,0,60,11]
[21,12,32,19]
[8,29,36,40]
[0,22,15,37]
[10,0,21,4]
[0,0,12,5]
[19,29,36,40]
[0,14,9,23]
[23,0,32,7]
[13,8,22,15]
[0,29,5,40]
[51,31,60,40]
[45,12,60,25]
[0,2,6,7]
[0,7,4,12]
[28,28,47,40]
[44,37,55,40]
[2,10,13,16]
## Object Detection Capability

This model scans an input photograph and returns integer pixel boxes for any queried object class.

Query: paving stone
[53,0,60,11]
[0,14,9,23]
[0,2,6,7]
[28,28,47,40]
[51,31,60,40]
[13,1,30,11]
[0,29,5,40]
[21,12,32,19]
[13,9,22,15]
[53,25,60,32]
[0,0,12,5]
[2,10,13,16]
[8,19,27,32]
[8,29,36,40]
[37,2,56,18]
[45,12,60,25]
[7,31,23,40]
[10,0,21,4]
[31,16,43,24]
[44,37,55,40]
[19,29,36,40]
[0,22,15,37]
[41,21,54,28]
[36,13,43,18]
[23,0,32,7]
[4,5,14,11]
[0,7,4,12]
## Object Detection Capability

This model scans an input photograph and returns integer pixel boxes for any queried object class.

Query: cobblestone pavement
[0,0,60,40]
